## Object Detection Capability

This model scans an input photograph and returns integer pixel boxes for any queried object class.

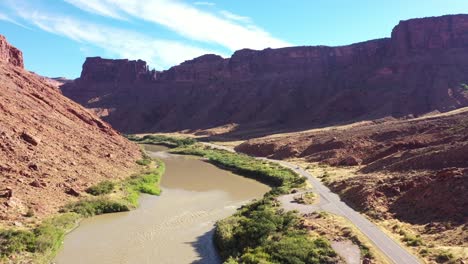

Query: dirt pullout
[236,109,468,250]
[0,35,141,226]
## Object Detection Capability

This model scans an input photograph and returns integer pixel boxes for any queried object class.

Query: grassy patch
[135,148,152,166]
[171,144,306,195]
[122,160,163,206]
[136,158,151,166]
[60,198,129,217]
[85,180,115,196]
[127,134,196,148]
[0,213,80,263]
[63,159,164,215]
[394,226,425,247]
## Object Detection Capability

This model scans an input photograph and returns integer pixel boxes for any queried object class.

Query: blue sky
[0,0,467,78]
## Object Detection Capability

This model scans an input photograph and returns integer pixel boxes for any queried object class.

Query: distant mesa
[81,56,158,82]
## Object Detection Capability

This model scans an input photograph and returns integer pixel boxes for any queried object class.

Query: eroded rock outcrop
[0,35,23,68]
[81,57,158,82]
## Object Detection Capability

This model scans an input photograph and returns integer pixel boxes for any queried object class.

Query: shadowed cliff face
[61,15,468,134]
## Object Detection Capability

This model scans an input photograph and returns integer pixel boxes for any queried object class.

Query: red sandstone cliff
[0,35,23,68]
[61,15,468,134]
[0,35,141,225]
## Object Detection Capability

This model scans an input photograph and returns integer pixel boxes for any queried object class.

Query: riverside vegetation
[134,135,340,263]
[126,134,196,147]
[0,153,164,263]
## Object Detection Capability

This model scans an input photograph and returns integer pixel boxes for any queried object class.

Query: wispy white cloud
[0,11,31,29]
[12,8,224,69]
[64,0,127,20]
[219,10,252,24]
[65,0,291,51]
[193,1,215,6]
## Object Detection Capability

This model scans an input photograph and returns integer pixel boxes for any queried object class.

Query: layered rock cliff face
[62,15,468,134]
[0,36,141,224]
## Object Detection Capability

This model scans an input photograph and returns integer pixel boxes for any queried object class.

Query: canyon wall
[62,15,468,135]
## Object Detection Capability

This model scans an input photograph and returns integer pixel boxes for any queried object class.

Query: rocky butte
[62,14,468,135]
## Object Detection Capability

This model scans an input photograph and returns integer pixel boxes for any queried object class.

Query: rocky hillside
[62,14,468,134]
[237,108,468,247]
[0,35,141,225]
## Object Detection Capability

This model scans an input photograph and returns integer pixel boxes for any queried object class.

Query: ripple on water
[54,148,269,264]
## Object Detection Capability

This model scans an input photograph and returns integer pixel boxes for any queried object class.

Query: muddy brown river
[54,145,269,264]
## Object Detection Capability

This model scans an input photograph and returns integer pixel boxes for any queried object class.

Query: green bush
[402,234,423,247]
[436,251,454,263]
[215,197,337,263]
[136,158,151,166]
[419,248,430,257]
[0,213,79,258]
[86,180,115,196]
[61,198,129,217]
[123,160,163,205]
[0,229,36,256]
[266,236,337,264]
[136,148,153,166]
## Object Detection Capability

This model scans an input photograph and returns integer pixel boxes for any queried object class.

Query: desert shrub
[61,198,129,217]
[86,180,115,196]
[124,134,140,141]
[0,213,79,258]
[136,158,151,166]
[293,192,316,205]
[25,208,35,217]
[419,248,430,257]
[265,235,337,264]
[402,233,423,247]
[0,229,36,256]
[215,197,337,263]
[436,251,454,263]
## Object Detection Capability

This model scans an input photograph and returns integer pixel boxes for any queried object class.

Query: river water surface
[54,145,269,264]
